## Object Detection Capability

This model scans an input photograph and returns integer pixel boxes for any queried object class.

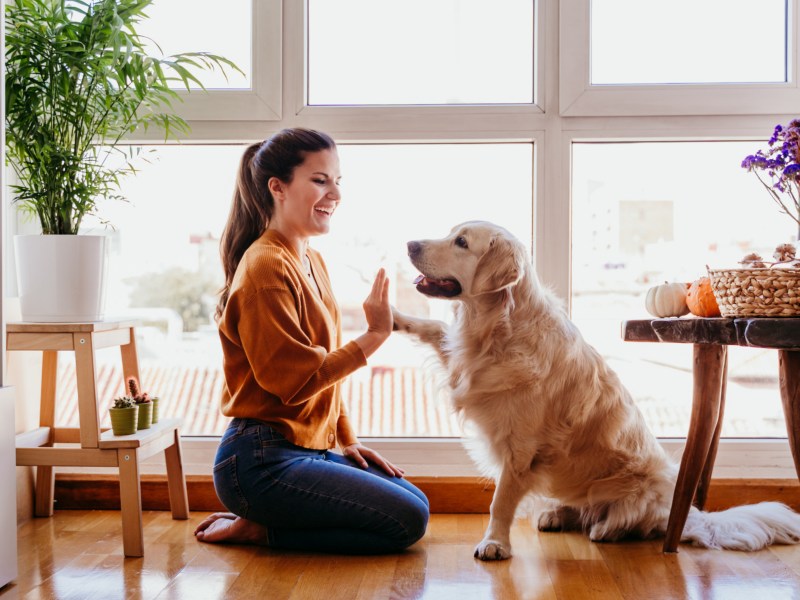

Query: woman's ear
[267,176,284,200]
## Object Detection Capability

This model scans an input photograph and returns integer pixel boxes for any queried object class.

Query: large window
[9,0,800,478]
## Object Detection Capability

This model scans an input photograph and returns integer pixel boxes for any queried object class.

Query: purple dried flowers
[742,119,800,229]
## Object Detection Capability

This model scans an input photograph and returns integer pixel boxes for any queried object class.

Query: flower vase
[151,398,159,424]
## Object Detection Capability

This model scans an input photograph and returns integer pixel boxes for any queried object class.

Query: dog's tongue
[414,274,458,291]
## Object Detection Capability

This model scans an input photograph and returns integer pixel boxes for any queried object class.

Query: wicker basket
[708,267,800,317]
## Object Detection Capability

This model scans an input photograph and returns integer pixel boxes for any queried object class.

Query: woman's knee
[394,496,430,549]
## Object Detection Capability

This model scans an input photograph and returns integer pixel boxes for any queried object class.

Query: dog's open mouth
[413,274,462,297]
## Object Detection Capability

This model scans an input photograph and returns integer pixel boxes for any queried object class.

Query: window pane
[63,144,532,437]
[572,141,794,437]
[308,0,534,105]
[136,0,252,89]
[591,0,787,85]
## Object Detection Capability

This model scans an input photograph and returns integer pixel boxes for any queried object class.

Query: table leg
[35,351,58,517]
[694,354,728,510]
[779,350,800,481]
[663,343,727,553]
[118,447,144,558]
[119,328,141,386]
[73,332,100,448]
[165,429,189,520]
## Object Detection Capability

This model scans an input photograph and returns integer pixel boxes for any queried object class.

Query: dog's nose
[407,241,422,258]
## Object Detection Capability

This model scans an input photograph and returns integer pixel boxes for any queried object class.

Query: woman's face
[270,148,341,240]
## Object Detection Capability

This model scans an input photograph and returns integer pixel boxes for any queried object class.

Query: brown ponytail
[216,128,336,320]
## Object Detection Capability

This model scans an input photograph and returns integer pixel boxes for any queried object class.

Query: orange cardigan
[218,229,366,449]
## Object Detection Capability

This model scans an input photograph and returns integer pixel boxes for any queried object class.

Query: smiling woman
[194,128,431,554]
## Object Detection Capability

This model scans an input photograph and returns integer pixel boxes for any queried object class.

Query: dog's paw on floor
[538,510,565,532]
[537,506,581,532]
[474,539,512,561]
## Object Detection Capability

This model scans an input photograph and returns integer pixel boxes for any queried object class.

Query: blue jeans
[213,418,430,554]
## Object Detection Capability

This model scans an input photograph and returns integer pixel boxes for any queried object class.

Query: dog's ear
[473,235,525,295]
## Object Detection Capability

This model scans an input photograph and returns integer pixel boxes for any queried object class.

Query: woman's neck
[267,222,309,259]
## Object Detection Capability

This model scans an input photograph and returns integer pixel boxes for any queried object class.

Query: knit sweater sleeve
[230,283,366,406]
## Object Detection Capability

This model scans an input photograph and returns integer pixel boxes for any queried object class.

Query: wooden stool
[9,320,189,557]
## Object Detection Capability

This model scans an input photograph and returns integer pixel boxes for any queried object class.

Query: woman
[194,128,429,553]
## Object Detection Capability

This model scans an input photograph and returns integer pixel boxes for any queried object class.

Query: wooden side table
[622,317,800,552]
[9,320,189,557]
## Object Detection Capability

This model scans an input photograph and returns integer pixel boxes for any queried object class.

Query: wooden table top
[622,317,800,349]
[7,319,140,333]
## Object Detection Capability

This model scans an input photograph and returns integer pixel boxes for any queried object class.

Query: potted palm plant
[5,0,240,322]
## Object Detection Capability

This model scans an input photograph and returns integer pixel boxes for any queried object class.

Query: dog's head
[407,221,528,300]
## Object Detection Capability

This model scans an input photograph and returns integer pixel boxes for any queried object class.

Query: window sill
[49,437,799,479]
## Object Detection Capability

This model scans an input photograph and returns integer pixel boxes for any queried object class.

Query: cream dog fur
[392,220,800,560]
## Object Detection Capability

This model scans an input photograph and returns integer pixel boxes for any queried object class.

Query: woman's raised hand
[354,268,392,357]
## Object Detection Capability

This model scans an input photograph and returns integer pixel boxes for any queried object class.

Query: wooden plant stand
[9,321,189,557]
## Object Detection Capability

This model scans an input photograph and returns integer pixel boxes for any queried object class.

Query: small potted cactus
[127,377,153,430]
[150,395,160,424]
[109,396,138,436]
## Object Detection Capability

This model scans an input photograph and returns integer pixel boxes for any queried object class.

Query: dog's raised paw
[474,539,512,561]
[390,307,411,333]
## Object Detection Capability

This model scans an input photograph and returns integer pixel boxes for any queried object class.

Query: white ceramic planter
[14,234,109,322]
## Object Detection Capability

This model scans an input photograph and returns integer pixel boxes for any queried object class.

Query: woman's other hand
[343,443,405,478]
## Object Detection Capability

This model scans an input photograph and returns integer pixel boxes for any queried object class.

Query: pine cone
[740,252,767,268]
[773,243,797,262]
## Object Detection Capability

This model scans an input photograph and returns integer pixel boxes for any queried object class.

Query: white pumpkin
[645,282,690,318]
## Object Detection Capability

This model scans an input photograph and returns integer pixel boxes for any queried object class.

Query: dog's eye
[455,236,468,249]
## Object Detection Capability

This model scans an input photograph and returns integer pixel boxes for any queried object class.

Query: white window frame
[560,0,800,116]
[156,0,283,122]
[63,437,798,479]
[18,0,800,479]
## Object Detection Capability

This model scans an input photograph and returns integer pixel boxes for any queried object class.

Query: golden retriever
[392,220,800,560]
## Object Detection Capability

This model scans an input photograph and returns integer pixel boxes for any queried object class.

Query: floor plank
[4,510,800,599]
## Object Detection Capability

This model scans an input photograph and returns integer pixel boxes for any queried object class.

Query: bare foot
[194,512,268,545]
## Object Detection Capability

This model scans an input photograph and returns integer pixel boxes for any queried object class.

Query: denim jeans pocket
[212,454,249,517]
[260,426,294,449]
[217,418,260,450]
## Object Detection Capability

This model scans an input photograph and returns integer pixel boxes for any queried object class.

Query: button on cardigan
[218,228,366,449]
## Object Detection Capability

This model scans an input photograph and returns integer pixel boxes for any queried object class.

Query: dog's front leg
[475,466,530,561]
[392,307,449,365]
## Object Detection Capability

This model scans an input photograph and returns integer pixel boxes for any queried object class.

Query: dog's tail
[681,502,800,550]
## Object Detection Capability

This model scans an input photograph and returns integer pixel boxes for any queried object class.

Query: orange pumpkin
[686,277,721,317]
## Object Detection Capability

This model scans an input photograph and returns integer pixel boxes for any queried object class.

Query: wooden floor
[4,510,800,599]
